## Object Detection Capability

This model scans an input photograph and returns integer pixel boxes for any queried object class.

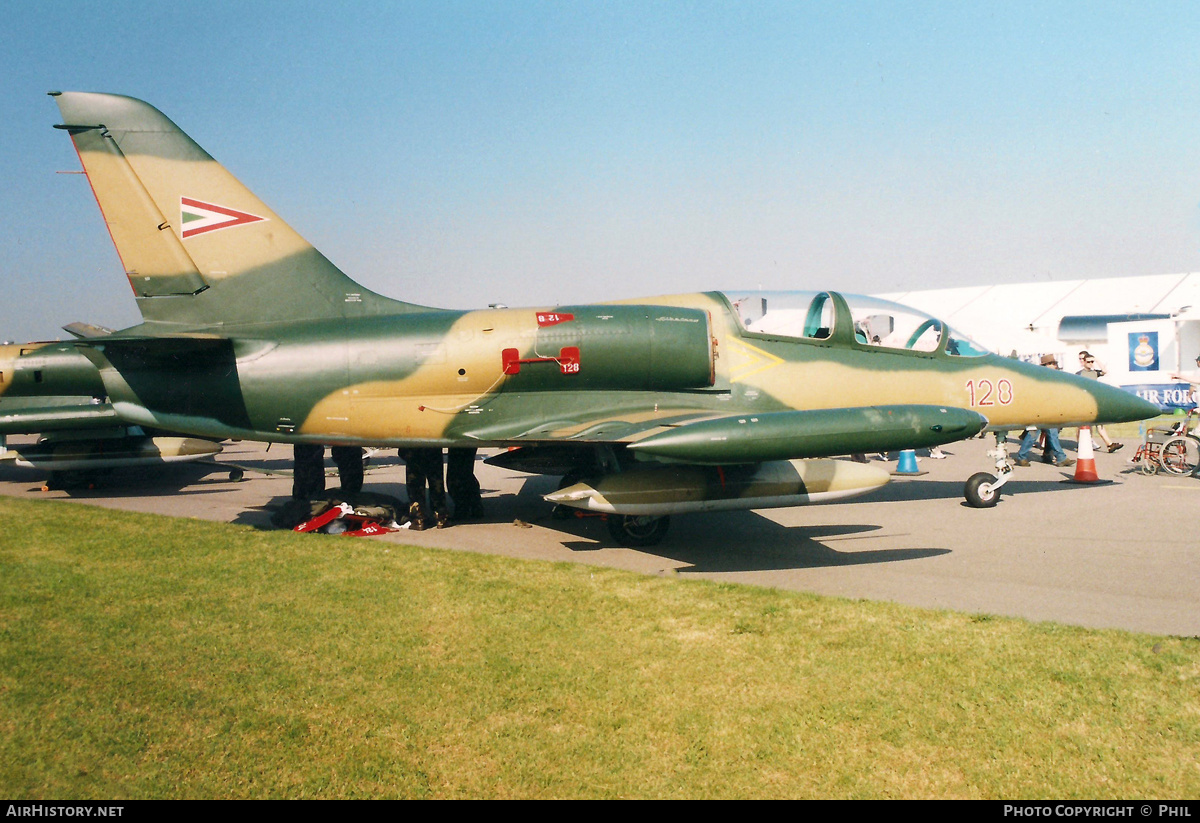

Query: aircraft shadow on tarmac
[3,448,409,504]
[489,474,951,573]
[228,466,1121,575]
[4,455,1117,576]
[0,461,232,498]
[533,473,1112,573]
[557,511,952,573]
[235,485,949,574]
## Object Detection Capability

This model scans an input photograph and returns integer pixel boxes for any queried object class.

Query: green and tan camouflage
[0,92,1161,539]
[0,341,114,433]
[545,458,893,515]
[1,435,221,472]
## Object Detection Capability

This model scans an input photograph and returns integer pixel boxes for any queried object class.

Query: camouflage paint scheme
[0,93,1159,527]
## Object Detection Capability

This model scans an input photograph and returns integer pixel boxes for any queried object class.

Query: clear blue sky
[4,1,1200,341]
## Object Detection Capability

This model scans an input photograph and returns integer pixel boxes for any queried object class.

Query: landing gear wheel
[44,470,100,491]
[1160,436,1200,476]
[607,514,671,547]
[964,472,1000,508]
[228,468,245,482]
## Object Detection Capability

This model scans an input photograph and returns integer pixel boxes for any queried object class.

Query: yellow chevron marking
[726,339,784,383]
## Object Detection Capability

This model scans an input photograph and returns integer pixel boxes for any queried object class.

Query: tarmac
[2,432,1197,637]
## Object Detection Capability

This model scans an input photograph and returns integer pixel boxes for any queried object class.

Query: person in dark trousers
[292,444,364,499]
[1014,355,1076,468]
[330,445,364,494]
[399,447,449,529]
[292,443,327,500]
[447,447,485,520]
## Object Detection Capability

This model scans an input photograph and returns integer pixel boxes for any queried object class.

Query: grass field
[1,495,1197,799]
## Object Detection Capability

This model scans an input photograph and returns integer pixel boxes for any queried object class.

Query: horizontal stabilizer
[62,322,115,339]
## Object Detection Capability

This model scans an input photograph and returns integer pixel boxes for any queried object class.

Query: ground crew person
[399,447,449,529]
[447,447,484,520]
[292,444,365,499]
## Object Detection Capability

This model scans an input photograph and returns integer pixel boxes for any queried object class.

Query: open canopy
[722,290,993,358]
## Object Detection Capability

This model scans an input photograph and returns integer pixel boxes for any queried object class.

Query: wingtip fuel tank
[544,458,892,516]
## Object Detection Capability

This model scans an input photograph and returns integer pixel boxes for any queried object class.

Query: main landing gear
[40,469,105,492]
[963,432,1013,508]
[606,514,671,547]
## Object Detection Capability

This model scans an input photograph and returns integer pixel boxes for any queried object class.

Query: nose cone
[1090,380,1161,424]
[987,356,1163,429]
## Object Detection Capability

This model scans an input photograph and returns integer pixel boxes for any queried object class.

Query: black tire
[964,472,1000,508]
[607,514,671,547]
[228,468,245,482]
[1160,436,1200,476]
[1140,452,1160,475]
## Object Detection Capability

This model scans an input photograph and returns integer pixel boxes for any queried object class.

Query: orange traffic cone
[1072,426,1100,483]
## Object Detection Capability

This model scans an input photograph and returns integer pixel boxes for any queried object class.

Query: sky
[4,1,1200,341]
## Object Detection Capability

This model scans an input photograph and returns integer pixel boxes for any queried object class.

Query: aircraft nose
[1089,380,1161,424]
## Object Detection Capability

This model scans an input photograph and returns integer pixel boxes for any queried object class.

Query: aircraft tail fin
[51,92,427,330]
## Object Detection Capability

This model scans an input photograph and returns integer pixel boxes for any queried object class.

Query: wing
[624,405,987,464]
[476,404,986,469]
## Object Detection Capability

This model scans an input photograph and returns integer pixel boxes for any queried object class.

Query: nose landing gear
[964,433,1013,508]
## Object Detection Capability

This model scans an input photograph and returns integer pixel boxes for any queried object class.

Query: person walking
[1076,351,1122,452]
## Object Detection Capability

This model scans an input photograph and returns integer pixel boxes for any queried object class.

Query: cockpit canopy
[722,290,991,357]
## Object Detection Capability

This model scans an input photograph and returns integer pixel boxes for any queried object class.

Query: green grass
[1,497,1197,799]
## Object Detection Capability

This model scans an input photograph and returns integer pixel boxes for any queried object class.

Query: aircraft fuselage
[4,291,1150,459]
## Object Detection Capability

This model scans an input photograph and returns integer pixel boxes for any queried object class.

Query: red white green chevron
[180,197,267,238]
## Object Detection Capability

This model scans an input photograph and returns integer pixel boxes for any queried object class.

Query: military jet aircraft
[1,92,1158,544]
[0,337,222,486]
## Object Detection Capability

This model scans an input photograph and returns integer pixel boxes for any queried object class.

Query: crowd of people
[901,349,1199,471]
[999,349,1198,471]
[1012,351,1114,468]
